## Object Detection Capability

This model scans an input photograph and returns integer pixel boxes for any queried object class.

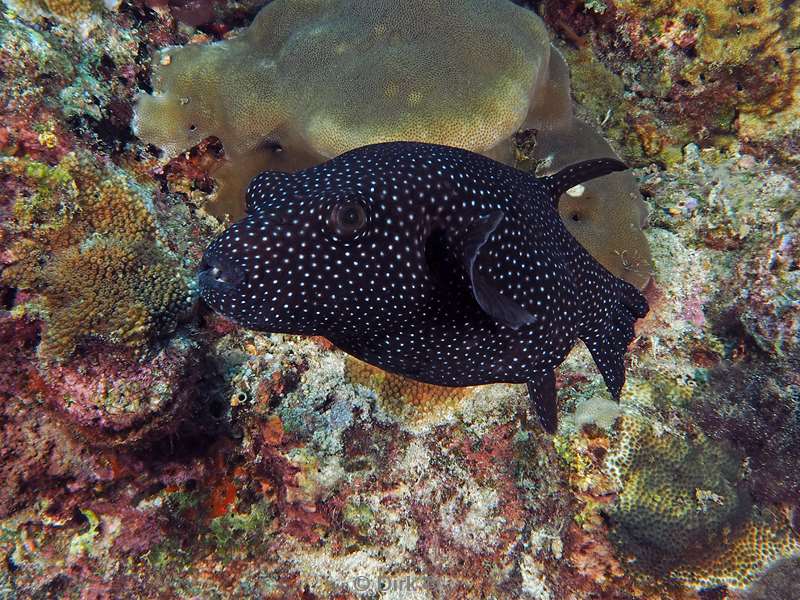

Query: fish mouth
[197,253,247,295]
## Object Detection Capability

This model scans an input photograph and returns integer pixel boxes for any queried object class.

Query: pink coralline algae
[42,336,202,447]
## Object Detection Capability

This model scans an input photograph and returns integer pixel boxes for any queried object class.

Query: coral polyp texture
[1,153,192,358]
[600,415,800,590]
[671,508,800,590]
[134,0,653,288]
[344,356,474,426]
[603,415,751,573]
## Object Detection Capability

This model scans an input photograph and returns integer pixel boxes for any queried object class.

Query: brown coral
[0,153,192,358]
[614,0,800,146]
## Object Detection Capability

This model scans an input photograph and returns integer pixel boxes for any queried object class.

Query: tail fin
[582,278,648,400]
[541,158,628,206]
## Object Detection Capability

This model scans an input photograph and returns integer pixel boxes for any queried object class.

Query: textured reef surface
[0,0,798,599]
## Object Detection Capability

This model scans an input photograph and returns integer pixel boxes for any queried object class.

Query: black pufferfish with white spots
[199,141,649,432]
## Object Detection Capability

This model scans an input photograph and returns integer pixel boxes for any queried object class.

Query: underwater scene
[0,0,799,598]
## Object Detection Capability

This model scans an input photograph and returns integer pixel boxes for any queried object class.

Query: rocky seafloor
[0,0,799,598]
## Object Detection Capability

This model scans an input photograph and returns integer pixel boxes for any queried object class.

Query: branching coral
[0,153,192,358]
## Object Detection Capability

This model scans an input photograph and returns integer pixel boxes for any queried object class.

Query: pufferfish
[198,142,648,432]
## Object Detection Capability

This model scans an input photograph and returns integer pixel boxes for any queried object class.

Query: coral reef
[540,0,800,163]
[344,356,473,427]
[693,355,800,506]
[134,0,652,288]
[671,507,800,590]
[613,0,800,147]
[0,0,798,598]
[1,153,192,358]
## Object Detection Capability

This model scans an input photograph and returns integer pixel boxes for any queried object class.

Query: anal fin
[527,371,558,434]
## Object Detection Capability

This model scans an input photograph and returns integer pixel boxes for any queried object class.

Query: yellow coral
[604,415,800,590]
[615,0,800,140]
[1,153,191,358]
[6,0,101,21]
[41,0,99,17]
[344,356,471,425]
[604,415,749,570]
[671,508,800,590]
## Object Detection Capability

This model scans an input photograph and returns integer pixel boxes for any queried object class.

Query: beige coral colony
[134,0,653,289]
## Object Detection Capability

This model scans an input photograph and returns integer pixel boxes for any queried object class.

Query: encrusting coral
[612,0,800,142]
[604,415,751,573]
[344,356,473,426]
[602,414,800,590]
[134,0,653,288]
[671,507,800,590]
[0,153,192,358]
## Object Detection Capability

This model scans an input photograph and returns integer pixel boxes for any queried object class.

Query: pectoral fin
[463,211,537,330]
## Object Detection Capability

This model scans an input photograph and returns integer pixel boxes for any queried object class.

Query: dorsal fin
[541,158,628,206]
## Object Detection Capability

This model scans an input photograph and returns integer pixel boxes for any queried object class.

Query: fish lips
[197,253,247,297]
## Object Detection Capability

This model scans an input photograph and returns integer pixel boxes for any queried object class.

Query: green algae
[68,508,100,558]
[207,500,275,558]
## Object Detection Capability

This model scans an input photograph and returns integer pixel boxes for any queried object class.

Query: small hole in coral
[6,553,18,572]
[208,399,225,418]
[571,213,581,222]
[188,124,197,132]
[735,81,744,91]
[72,508,89,526]
[1,287,16,310]
[737,1,757,15]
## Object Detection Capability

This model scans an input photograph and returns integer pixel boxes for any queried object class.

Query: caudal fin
[582,279,648,399]
[541,158,628,206]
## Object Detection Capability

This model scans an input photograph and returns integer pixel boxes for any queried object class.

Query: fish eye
[327,197,368,240]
